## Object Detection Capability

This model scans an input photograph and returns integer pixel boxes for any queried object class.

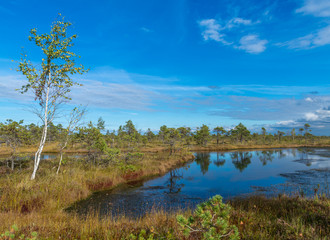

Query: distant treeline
[0,118,327,152]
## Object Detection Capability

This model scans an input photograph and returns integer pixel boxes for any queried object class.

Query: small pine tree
[177,195,239,239]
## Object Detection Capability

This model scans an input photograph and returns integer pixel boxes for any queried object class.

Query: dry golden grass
[0,210,182,239]
[0,151,192,205]
[0,150,196,239]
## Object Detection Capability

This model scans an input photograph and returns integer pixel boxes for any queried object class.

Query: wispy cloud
[296,0,330,17]
[225,17,254,29]
[198,17,266,53]
[280,25,330,49]
[0,75,34,101]
[278,0,330,50]
[140,27,152,33]
[70,80,156,111]
[1,69,330,133]
[3,71,329,108]
[209,96,325,120]
[198,19,231,45]
[85,67,179,84]
[0,72,157,111]
[0,70,209,112]
[200,1,330,53]
[237,34,268,54]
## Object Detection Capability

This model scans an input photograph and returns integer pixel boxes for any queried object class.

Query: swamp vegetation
[0,126,329,239]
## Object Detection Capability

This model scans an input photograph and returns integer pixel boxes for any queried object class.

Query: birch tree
[17,15,88,180]
[57,106,86,174]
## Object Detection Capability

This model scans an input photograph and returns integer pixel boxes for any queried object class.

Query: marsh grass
[229,195,330,239]
[0,150,193,211]
[1,195,328,239]
[0,149,329,239]
[0,150,195,238]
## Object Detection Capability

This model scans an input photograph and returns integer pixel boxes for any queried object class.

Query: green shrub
[177,195,239,240]
[0,224,38,240]
[127,228,175,240]
[128,229,154,240]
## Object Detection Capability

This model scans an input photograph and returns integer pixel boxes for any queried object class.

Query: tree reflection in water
[257,150,274,166]
[297,148,314,166]
[278,149,287,159]
[195,152,211,175]
[291,148,297,158]
[214,152,226,167]
[165,169,184,194]
[230,152,252,172]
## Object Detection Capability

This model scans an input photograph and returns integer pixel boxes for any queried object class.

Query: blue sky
[0,0,330,135]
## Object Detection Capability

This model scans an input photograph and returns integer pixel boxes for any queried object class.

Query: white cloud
[209,94,330,123]
[282,25,330,49]
[2,70,330,134]
[198,19,231,45]
[270,106,330,134]
[0,73,157,111]
[237,34,268,54]
[280,0,330,50]
[313,25,330,45]
[225,17,254,29]
[305,112,319,120]
[296,0,330,17]
[0,70,218,112]
[276,120,296,125]
[232,18,252,25]
[198,17,267,53]
[3,72,329,110]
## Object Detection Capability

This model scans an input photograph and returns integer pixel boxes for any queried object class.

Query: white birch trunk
[31,73,50,180]
[56,141,67,174]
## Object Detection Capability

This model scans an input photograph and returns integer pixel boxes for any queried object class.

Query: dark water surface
[70,148,330,218]
[0,153,86,167]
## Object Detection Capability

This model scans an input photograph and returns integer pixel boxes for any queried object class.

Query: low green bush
[177,195,239,240]
[1,225,38,240]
